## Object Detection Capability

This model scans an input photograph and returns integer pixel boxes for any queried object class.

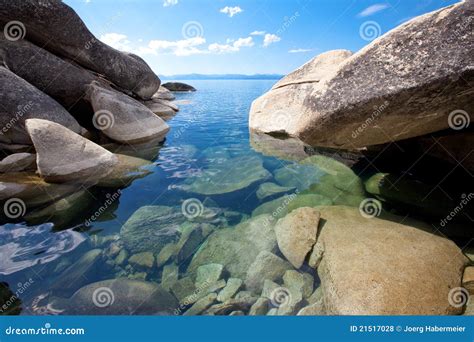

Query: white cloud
[208,36,254,54]
[220,6,243,17]
[263,33,281,47]
[143,37,207,56]
[357,4,389,17]
[163,0,178,7]
[100,33,133,52]
[101,32,254,57]
[288,48,313,53]
[250,30,265,36]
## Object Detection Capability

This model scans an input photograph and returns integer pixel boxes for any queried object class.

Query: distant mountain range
[159,73,284,80]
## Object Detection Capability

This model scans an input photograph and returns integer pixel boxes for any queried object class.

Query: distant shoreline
[159,74,283,80]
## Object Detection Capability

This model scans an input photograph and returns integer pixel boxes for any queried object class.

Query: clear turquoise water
[1,80,472,315]
[1,80,297,314]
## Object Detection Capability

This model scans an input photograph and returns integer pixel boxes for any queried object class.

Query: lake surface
[1,80,472,315]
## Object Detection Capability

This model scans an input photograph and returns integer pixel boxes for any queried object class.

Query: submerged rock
[274,163,323,192]
[129,252,155,269]
[162,82,196,92]
[188,215,278,279]
[300,155,366,207]
[0,1,160,99]
[0,67,82,145]
[275,207,320,268]
[97,153,153,188]
[25,119,118,183]
[256,182,296,200]
[182,156,271,195]
[46,279,177,315]
[245,251,293,293]
[0,172,79,208]
[195,263,223,288]
[50,249,103,295]
[120,206,182,255]
[25,190,94,228]
[0,153,36,173]
[314,206,468,315]
[217,278,243,302]
[251,193,299,219]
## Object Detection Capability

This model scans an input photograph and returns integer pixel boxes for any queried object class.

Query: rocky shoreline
[0,0,473,317]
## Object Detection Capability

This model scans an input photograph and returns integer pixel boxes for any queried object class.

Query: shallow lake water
[1,80,472,315]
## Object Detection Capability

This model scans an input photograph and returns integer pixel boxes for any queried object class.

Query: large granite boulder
[25,119,118,183]
[0,37,100,111]
[313,206,468,315]
[0,67,82,145]
[249,2,473,148]
[87,83,170,143]
[0,0,160,99]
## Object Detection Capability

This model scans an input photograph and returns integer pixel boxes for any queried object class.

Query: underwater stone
[120,206,183,254]
[275,208,320,269]
[188,214,277,279]
[217,278,243,303]
[245,251,293,293]
[195,264,224,288]
[128,252,155,269]
[181,155,271,195]
[256,182,296,200]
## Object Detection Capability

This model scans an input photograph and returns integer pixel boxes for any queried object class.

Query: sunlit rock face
[250,2,473,149]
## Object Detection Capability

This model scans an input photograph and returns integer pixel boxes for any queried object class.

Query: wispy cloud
[142,37,207,56]
[209,36,254,54]
[250,30,266,36]
[357,3,390,17]
[100,33,133,52]
[102,32,255,57]
[220,6,243,17]
[163,0,178,7]
[288,48,313,53]
[263,33,281,47]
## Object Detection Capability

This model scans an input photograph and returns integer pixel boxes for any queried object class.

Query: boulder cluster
[250,1,473,170]
[0,1,188,215]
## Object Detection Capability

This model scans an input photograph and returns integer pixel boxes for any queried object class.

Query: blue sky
[65,0,458,75]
